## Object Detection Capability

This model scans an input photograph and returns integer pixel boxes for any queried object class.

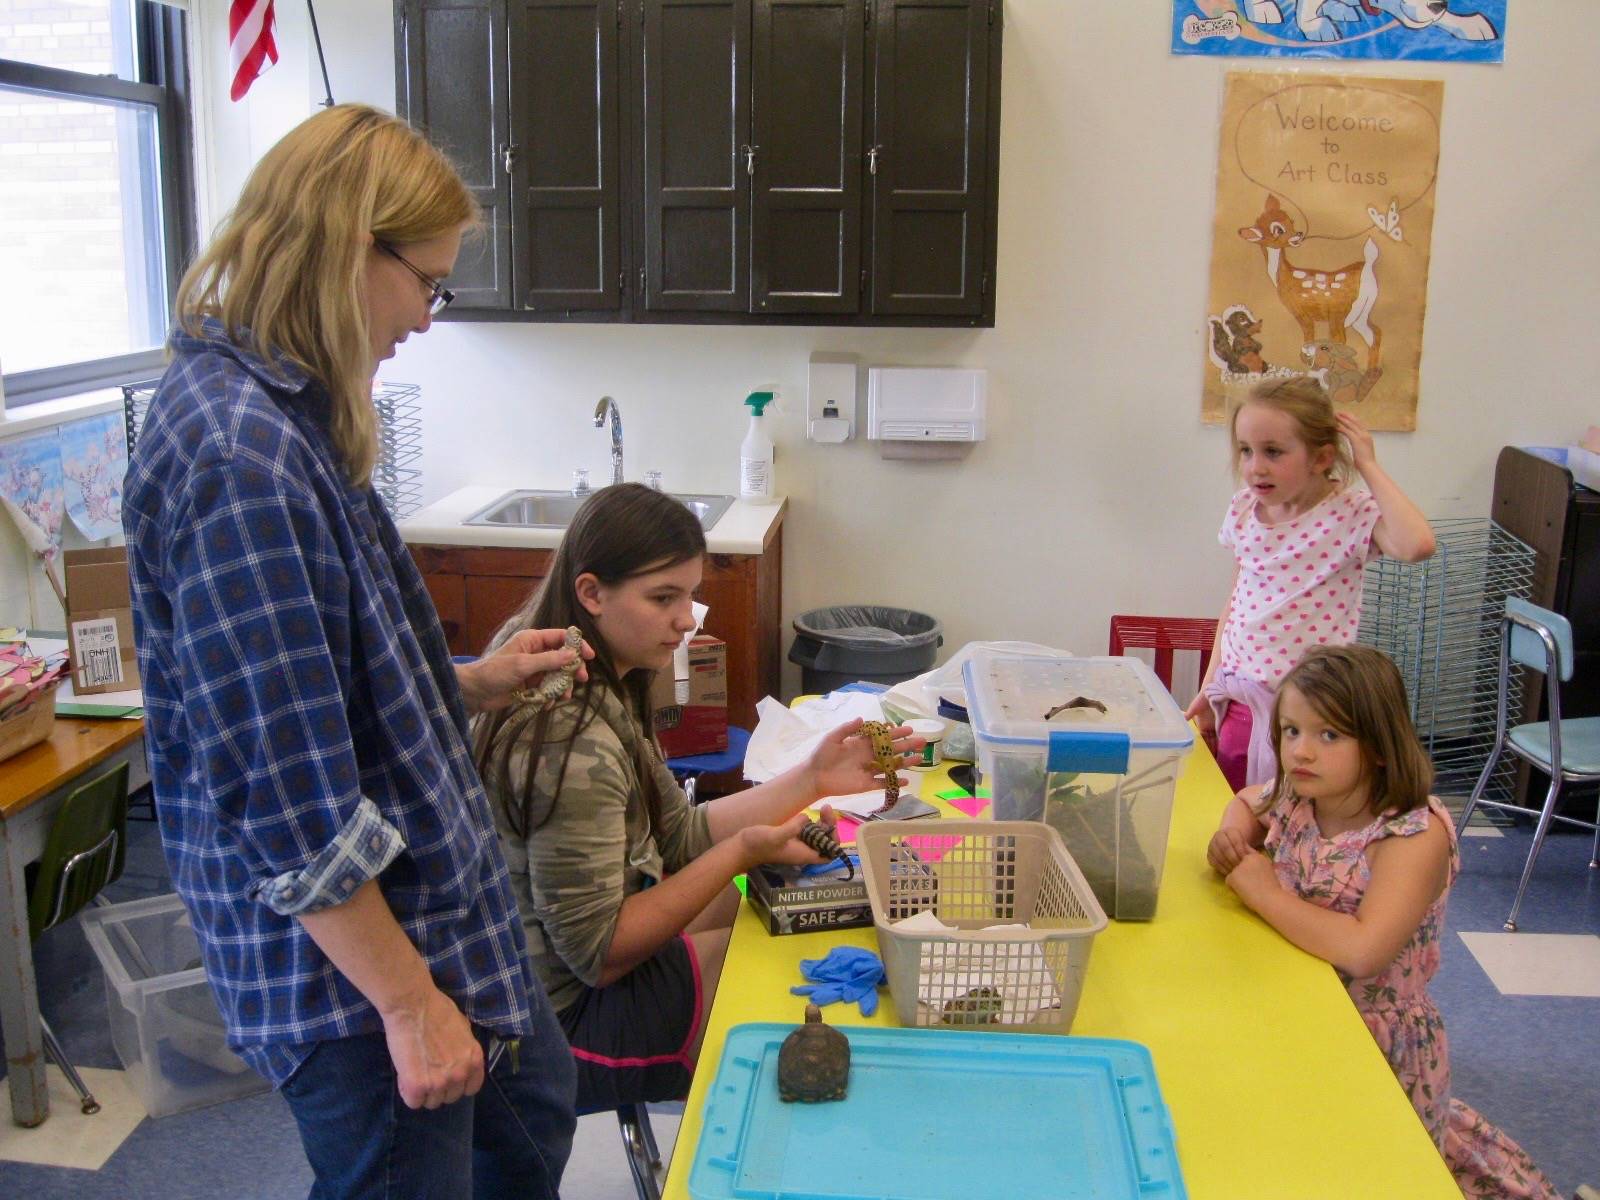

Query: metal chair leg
[634,1101,662,1167]
[1591,812,1600,872]
[1505,775,1563,933]
[1456,734,1503,836]
[40,1018,100,1115]
[616,1105,663,1200]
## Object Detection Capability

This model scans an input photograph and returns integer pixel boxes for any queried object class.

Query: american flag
[229,0,278,102]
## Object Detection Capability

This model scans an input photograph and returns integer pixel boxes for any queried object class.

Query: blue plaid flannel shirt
[123,320,537,1084]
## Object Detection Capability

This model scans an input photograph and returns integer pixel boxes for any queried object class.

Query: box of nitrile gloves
[64,547,140,696]
[744,861,872,936]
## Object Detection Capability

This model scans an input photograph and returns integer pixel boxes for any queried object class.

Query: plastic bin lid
[688,1024,1185,1200]
[963,652,1195,753]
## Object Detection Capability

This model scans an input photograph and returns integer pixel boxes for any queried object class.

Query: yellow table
[663,746,1460,1199]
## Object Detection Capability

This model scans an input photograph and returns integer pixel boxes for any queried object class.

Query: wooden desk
[0,715,147,1127]
[662,747,1461,1199]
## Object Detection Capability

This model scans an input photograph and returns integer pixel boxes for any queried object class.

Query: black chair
[577,1101,663,1200]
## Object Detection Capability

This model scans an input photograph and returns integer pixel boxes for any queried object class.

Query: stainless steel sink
[463,489,734,531]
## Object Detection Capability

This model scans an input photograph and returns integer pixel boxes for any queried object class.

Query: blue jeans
[280,1006,577,1200]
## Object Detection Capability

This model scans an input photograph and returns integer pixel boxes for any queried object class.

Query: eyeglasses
[375,240,455,316]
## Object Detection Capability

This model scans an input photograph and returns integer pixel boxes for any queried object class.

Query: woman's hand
[1336,411,1377,473]
[456,627,594,716]
[379,982,484,1110]
[804,718,922,802]
[1225,851,1280,910]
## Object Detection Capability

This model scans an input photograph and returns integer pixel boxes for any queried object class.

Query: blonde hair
[1268,645,1433,818]
[1226,375,1353,486]
[175,104,476,485]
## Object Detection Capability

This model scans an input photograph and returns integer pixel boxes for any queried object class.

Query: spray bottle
[739,389,778,504]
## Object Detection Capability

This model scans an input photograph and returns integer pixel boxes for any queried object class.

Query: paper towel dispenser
[866,367,986,447]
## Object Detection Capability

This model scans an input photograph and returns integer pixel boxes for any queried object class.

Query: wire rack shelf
[123,378,425,521]
[1358,518,1538,807]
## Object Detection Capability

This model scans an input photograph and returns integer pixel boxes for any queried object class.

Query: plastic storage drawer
[79,893,269,1117]
[964,651,1195,919]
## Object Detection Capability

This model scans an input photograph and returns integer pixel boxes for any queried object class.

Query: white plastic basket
[856,820,1108,1033]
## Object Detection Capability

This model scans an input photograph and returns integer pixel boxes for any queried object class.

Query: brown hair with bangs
[1268,644,1433,817]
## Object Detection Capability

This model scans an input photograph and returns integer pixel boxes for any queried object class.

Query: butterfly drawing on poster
[1368,199,1403,241]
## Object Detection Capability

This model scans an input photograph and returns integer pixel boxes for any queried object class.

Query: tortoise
[777,1004,850,1103]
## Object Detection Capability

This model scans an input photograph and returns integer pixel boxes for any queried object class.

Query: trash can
[788,605,943,694]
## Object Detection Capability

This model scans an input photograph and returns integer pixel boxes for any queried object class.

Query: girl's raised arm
[1338,412,1435,562]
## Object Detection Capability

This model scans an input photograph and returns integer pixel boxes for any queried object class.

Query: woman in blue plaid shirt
[123,105,588,1199]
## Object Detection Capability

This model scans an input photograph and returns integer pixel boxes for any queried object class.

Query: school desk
[661,745,1461,1199]
[0,715,147,1126]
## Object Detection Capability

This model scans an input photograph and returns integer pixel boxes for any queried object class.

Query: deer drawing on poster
[1237,193,1384,403]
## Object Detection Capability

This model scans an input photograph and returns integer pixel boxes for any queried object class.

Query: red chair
[1108,615,1219,699]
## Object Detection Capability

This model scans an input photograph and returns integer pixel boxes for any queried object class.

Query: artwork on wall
[1201,71,1444,431]
[0,411,129,562]
[1171,1,1506,63]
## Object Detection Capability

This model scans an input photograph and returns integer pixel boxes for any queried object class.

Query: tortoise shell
[777,1004,850,1103]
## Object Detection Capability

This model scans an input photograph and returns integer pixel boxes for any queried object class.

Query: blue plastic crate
[689,1023,1185,1200]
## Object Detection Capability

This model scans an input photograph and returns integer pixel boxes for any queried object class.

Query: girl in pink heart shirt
[1186,376,1435,791]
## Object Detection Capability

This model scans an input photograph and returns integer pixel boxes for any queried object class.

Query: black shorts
[556,933,703,1110]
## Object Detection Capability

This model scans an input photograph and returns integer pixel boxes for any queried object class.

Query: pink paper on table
[947,794,990,818]
[835,816,861,845]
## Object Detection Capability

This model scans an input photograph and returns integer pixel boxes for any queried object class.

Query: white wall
[11,3,1597,691]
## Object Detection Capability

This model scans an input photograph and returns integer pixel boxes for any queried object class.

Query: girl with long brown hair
[474,482,915,1111]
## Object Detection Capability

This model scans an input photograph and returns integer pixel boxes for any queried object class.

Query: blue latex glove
[790,946,886,1016]
[799,852,859,878]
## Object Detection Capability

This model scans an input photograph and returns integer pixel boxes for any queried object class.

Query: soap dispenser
[739,389,778,504]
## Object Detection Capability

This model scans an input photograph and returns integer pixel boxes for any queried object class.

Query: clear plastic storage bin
[79,893,269,1117]
[963,652,1195,919]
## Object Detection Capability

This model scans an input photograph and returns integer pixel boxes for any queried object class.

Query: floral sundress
[1264,793,1560,1200]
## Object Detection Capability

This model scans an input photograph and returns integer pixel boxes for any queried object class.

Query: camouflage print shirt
[481,683,713,1013]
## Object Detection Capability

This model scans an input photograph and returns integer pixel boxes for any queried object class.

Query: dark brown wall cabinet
[394,0,1000,326]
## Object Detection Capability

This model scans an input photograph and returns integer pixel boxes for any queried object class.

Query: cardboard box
[64,547,140,696]
[744,861,873,936]
[650,635,727,757]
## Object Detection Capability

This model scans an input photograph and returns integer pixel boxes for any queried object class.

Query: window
[0,0,194,406]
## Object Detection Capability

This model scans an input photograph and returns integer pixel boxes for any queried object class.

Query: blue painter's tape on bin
[1047,729,1130,774]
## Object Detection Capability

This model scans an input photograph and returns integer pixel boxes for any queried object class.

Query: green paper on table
[937,787,990,818]
[56,701,143,719]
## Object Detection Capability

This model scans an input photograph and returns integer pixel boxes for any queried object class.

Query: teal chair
[1456,599,1600,931]
[25,761,131,1115]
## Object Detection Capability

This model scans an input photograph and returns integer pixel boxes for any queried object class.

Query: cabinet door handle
[867,144,882,175]
[500,142,518,174]
[743,143,759,177]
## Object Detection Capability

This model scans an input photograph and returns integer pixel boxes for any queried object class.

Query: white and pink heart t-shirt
[1216,486,1382,686]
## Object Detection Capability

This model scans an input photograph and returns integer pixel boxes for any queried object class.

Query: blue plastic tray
[689,1024,1185,1200]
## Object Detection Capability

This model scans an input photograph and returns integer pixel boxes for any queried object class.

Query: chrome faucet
[593,396,623,486]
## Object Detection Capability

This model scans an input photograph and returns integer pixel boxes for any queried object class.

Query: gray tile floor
[2,809,1597,1197]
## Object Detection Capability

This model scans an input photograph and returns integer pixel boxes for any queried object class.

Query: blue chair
[666,725,751,805]
[1456,598,1600,931]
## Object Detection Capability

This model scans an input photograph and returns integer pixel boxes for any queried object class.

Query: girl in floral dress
[1208,645,1560,1200]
